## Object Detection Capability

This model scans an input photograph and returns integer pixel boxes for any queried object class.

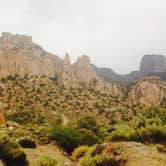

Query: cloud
[0,0,166,73]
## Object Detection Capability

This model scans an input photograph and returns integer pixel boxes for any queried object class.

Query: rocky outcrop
[129,77,165,106]
[62,53,79,88]
[73,55,98,84]
[0,32,63,78]
[73,55,121,96]
[0,32,121,96]
[81,142,166,166]
[140,54,166,76]
[120,142,166,166]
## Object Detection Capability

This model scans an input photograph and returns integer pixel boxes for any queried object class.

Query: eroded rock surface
[0,32,121,96]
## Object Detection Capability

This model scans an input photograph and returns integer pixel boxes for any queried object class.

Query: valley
[0,33,165,166]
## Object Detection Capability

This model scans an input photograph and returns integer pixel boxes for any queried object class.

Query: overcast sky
[0,0,166,74]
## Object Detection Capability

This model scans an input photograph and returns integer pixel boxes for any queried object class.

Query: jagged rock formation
[0,32,165,102]
[62,53,79,88]
[0,32,120,96]
[129,77,166,106]
[73,55,121,96]
[73,55,98,84]
[93,54,166,82]
[0,32,62,78]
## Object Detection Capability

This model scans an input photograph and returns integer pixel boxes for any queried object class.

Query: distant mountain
[93,54,166,82]
[0,32,165,105]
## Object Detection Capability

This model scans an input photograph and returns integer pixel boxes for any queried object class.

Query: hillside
[0,32,165,166]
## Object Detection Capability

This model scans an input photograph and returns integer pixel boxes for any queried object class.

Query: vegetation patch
[0,135,28,166]
[109,107,166,143]
[40,155,58,166]
[72,145,89,159]
[80,144,122,166]
[51,126,100,154]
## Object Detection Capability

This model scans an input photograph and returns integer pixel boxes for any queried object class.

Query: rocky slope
[128,77,166,106]
[80,142,166,166]
[0,32,165,105]
[0,32,120,96]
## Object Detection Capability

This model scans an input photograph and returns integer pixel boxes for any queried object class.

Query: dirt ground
[25,143,78,166]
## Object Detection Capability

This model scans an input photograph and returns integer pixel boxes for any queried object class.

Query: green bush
[80,145,119,166]
[0,136,28,166]
[6,109,44,125]
[51,126,100,154]
[77,115,99,135]
[40,155,58,166]
[108,107,166,143]
[72,145,89,159]
[109,123,166,143]
[109,125,135,141]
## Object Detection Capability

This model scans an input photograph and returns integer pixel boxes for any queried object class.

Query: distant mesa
[93,54,166,82]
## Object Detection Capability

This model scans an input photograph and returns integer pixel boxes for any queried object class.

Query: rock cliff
[129,77,165,106]
[0,32,63,78]
[140,55,166,76]
[0,32,120,96]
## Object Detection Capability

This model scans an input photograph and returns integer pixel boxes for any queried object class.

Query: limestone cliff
[0,32,121,96]
[129,77,165,106]
[0,32,62,78]
[73,55,121,96]
[140,55,166,76]
[62,53,79,88]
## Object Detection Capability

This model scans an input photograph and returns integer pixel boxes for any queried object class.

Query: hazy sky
[0,0,166,74]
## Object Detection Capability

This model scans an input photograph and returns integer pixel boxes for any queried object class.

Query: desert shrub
[40,155,57,166]
[81,154,115,166]
[72,145,89,159]
[109,123,166,143]
[51,126,100,154]
[109,125,135,141]
[52,113,63,126]
[18,137,37,148]
[6,109,44,124]
[0,136,28,166]
[133,125,166,142]
[155,144,166,153]
[109,107,166,143]
[143,107,166,124]
[6,75,17,81]
[80,145,119,166]
[77,115,99,135]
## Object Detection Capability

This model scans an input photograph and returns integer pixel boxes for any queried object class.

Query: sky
[0,0,166,74]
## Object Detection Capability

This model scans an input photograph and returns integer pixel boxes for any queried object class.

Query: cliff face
[0,32,63,78]
[73,55,121,96]
[140,55,166,75]
[0,32,120,96]
[62,53,79,88]
[1,32,165,103]
[129,77,165,106]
